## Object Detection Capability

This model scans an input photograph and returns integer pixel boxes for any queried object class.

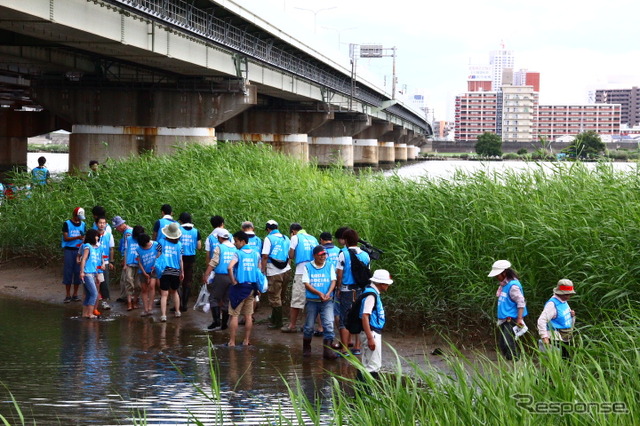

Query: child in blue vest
[488,260,528,361]
[158,223,184,322]
[79,229,102,319]
[537,279,576,359]
[359,269,394,380]
[136,233,160,317]
[302,245,338,359]
[227,231,261,347]
[31,156,50,186]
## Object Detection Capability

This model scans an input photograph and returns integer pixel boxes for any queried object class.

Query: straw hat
[553,279,576,295]
[488,260,511,277]
[162,222,182,239]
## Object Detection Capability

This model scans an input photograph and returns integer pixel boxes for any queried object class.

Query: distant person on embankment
[61,207,86,303]
[537,279,577,359]
[31,156,50,186]
[88,160,99,177]
[488,260,528,361]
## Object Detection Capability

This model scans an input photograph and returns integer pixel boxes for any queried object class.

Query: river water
[0,298,340,424]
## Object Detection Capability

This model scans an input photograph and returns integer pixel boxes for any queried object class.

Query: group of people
[488,260,577,360]
[61,205,393,376]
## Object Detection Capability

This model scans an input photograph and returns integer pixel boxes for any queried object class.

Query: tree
[564,130,605,159]
[475,132,502,157]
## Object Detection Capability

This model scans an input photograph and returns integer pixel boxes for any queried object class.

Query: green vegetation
[1,144,639,331]
[475,132,503,157]
[27,143,69,153]
[564,130,606,159]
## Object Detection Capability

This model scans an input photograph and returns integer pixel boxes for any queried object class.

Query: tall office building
[489,46,514,91]
[595,87,640,127]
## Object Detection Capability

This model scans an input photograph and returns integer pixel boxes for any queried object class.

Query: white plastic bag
[193,284,210,312]
[512,323,528,339]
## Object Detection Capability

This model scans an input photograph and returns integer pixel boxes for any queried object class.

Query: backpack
[348,248,372,289]
[346,291,378,334]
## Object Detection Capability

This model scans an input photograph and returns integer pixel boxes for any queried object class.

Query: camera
[358,238,384,261]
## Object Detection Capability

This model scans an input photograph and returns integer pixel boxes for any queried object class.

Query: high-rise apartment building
[537,104,621,140]
[501,86,539,143]
[595,87,640,127]
[454,92,498,142]
[489,47,514,91]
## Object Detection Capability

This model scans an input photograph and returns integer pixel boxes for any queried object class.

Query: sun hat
[111,216,126,228]
[553,279,576,295]
[162,222,182,239]
[488,260,511,277]
[370,269,393,285]
[312,245,327,256]
[74,207,86,220]
[265,219,278,229]
[213,228,230,240]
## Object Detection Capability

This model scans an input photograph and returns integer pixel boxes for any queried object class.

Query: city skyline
[238,0,640,122]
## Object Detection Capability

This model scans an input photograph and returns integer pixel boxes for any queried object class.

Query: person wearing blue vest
[204,215,225,282]
[282,223,319,333]
[313,231,341,336]
[112,216,141,311]
[261,220,292,330]
[152,204,176,247]
[488,260,528,361]
[359,269,394,381]
[537,279,577,359]
[202,228,236,330]
[61,207,86,303]
[336,229,370,355]
[136,233,160,317]
[302,245,338,359]
[242,221,263,254]
[31,156,50,186]
[79,229,102,319]
[178,212,201,312]
[227,231,261,347]
[158,222,184,322]
[95,216,114,312]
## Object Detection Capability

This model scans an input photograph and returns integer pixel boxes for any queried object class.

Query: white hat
[162,222,182,239]
[370,269,393,285]
[213,228,230,239]
[488,260,511,277]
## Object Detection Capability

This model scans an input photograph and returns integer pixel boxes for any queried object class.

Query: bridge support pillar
[353,139,378,167]
[395,143,408,162]
[69,125,216,172]
[217,133,308,162]
[378,142,395,164]
[308,137,353,167]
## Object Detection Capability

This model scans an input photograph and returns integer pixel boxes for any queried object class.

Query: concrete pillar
[0,136,27,174]
[308,137,353,167]
[353,139,378,166]
[378,141,395,164]
[217,133,308,162]
[395,143,408,162]
[69,125,216,172]
[407,145,419,160]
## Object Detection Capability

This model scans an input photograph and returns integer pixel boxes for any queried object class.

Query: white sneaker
[175,311,182,318]
[101,300,111,310]
[160,316,167,322]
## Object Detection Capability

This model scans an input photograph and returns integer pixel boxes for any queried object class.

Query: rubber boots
[268,307,283,329]
[180,286,191,312]
[220,311,229,330]
[323,339,338,360]
[303,338,312,357]
[208,306,221,330]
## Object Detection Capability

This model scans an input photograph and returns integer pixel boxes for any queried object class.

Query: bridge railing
[111,0,428,132]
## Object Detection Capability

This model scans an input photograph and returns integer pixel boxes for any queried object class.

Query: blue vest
[123,228,140,265]
[207,234,219,259]
[294,232,318,264]
[161,240,182,270]
[155,217,176,245]
[136,242,159,273]
[247,234,263,254]
[341,247,370,286]
[215,243,236,275]
[324,244,340,268]
[304,261,334,300]
[31,166,48,185]
[497,279,528,319]
[82,243,102,274]
[180,226,199,256]
[61,220,86,249]
[549,297,573,330]
[234,248,261,284]
[98,231,112,263]
[266,230,290,262]
[360,287,386,331]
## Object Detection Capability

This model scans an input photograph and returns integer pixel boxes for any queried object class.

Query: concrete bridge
[0,0,431,172]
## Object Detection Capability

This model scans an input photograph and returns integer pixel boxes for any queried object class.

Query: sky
[236,0,640,122]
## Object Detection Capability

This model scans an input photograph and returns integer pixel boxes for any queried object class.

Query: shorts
[290,274,306,309]
[338,288,361,329]
[159,274,180,291]
[137,273,153,287]
[228,291,255,317]
[62,249,81,285]
[96,273,105,283]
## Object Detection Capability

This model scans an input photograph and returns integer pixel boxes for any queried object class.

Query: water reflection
[0,298,336,424]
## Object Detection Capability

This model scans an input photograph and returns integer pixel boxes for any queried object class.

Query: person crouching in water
[226,231,261,346]
[302,245,338,359]
[488,260,528,361]
[158,223,184,322]
[537,279,576,359]
[79,229,102,319]
[358,269,394,381]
